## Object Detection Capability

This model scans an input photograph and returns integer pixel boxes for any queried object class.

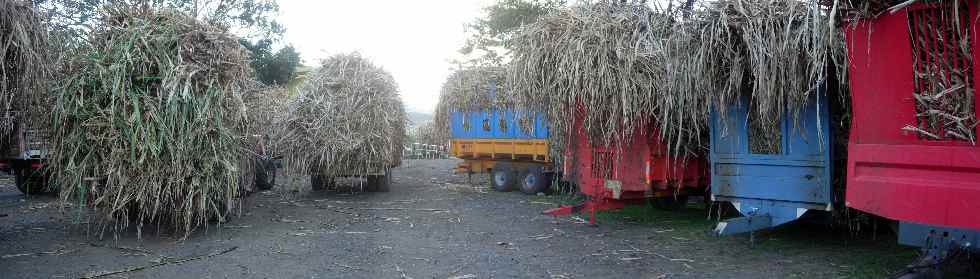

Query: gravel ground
[0,159,920,278]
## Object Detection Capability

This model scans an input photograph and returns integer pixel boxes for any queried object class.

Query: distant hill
[406,110,432,127]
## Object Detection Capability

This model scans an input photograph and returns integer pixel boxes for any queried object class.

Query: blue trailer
[448,82,553,194]
[709,91,833,236]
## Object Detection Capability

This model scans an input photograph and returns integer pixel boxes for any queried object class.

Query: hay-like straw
[692,0,846,152]
[51,5,253,238]
[279,53,405,179]
[509,1,679,157]
[0,0,51,153]
[433,66,509,141]
[509,0,844,158]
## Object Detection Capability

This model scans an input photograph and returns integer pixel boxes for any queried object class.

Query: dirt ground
[0,159,924,279]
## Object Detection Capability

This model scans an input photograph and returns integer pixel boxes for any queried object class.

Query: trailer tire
[15,169,53,196]
[651,195,689,211]
[367,172,391,192]
[311,174,333,191]
[520,165,549,194]
[490,164,517,192]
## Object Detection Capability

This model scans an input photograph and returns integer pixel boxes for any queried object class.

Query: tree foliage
[241,38,302,86]
[458,0,565,67]
[35,0,283,40]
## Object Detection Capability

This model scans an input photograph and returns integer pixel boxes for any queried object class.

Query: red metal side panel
[566,107,708,201]
[845,4,980,231]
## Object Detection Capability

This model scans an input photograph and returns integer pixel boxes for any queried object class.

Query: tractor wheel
[311,174,332,191]
[519,165,550,195]
[490,163,517,192]
[367,172,391,193]
[15,168,52,196]
[651,195,690,211]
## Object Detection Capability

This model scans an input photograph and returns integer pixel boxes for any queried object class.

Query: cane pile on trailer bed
[837,0,977,143]
[0,0,51,154]
[51,6,253,238]
[433,66,509,142]
[279,53,405,188]
[509,1,703,159]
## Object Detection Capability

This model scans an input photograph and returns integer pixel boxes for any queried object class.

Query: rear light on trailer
[644,159,652,185]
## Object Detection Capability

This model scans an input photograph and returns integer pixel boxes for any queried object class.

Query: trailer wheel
[367,172,391,192]
[15,169,52,196]
[651,195,689,211]
[311,174,333,191]
[490,164,517,192]
[520,165,549,194]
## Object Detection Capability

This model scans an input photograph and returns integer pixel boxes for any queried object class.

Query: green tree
[36,0,283,40]
[458,0,565,67]
[241,38,302,86]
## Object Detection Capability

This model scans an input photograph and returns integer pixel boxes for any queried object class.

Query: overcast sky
[277,0,492,114]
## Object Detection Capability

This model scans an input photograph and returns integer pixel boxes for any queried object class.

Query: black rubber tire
[367,172,391,192]
[519,165,550,195]
[15,168,52,196]
[651,195,690,211]
[490,163,517,192]
[255,159,276,191]
[311,174,329,191]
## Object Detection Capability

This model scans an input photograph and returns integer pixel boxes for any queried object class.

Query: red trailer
[544,111,708,223]
[844,1,980,261]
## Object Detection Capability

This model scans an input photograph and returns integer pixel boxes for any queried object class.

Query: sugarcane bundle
[280,53,405,179]
[0,0,51,154]
[51,5,253,237]
[410,121,445,146]
[509,1,699,157]
[689,0,846,153]
[433,66,509,141]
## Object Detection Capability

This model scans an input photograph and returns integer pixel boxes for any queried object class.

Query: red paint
[545,105,709,220]
[845,3,980,231]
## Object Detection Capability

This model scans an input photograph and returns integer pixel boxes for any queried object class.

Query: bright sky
[277,0,492,114]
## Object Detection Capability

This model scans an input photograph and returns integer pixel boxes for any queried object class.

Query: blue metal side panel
[534,113,549,139]
[449,110,550,140]
[449,111,468,139]
[711,91,833,235]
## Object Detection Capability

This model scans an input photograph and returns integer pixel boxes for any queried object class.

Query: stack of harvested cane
[433,66,509,141]
[691,0,846,153]
[279,53,405,181]
[0,0,51,155]
[509,1,693,157]
[509,0,845,157]
[51,5,253,237]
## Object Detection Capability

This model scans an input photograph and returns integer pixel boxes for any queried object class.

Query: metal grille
[907,3,977,141]
[590,150,613,179]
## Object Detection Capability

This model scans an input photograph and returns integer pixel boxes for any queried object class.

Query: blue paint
[710,90,833,236]
[449,81,549,140]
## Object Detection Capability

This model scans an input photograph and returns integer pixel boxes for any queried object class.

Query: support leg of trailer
[542,198,624,225]
[714,213,772,237]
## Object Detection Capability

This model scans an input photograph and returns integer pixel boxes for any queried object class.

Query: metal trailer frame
[543,109,709,224]
[709,90,833,236]
[0,122,51,195]
[448,81,554,194]
[843,2,980,258]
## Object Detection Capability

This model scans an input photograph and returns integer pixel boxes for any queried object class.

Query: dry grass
[508,1,678,158]
[51,5,253,238]
[278,53,405,178]
[0,0,51,153]
[433,66,508,141]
